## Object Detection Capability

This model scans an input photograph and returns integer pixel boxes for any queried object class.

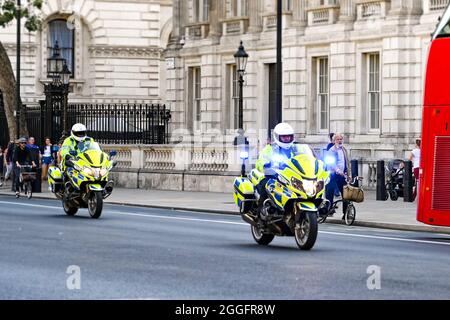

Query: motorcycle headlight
[302,180,316,197]
[315,180,324,194]
[291,176,303,191]
[100,168,108,177]
[83,167,94,176]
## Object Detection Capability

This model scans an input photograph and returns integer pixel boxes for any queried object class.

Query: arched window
[48,19,74,77]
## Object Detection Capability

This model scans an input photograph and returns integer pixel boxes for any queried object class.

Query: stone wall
[0,0,172,105]
[103,144,390,192]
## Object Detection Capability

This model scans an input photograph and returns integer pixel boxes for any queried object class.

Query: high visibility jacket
[255,143,314,173]
[60,136,95,162]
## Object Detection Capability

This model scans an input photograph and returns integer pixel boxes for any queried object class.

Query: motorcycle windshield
[77,141,102,153]
[285,154,321,179]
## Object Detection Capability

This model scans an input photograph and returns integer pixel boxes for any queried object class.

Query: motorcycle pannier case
[233,177,255,213]
[48,166,63,191]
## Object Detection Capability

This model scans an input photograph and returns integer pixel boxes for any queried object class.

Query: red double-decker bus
[417,3,450,226]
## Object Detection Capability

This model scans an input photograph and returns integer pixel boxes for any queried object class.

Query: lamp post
[234,41,248,130]
[61,63,71,133]
[16,0,21,139]
[45,41,71,140]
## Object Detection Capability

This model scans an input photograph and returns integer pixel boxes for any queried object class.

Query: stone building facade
[0,0,172,104]
[165,0,449,159]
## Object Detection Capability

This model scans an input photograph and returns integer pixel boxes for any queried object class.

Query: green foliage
[0,0,42,31]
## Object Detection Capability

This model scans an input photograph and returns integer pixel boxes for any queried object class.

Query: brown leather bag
[343,184,364,203]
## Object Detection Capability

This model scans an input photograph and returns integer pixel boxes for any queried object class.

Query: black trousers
[13,166,22,192]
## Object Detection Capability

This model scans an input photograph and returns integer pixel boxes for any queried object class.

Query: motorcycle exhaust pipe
[241,213,257,226]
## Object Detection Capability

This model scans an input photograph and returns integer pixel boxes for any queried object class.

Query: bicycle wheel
[26,182,33,199]
[344,203,356,226]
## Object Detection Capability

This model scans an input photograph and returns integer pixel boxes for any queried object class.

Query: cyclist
[13,137,36,197]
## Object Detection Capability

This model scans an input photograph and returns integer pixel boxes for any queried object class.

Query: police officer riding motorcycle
[47,123,116,218]
[233,123,330,250]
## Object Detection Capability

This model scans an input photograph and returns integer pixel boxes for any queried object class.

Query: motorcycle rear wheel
[251,225,274,246]
[294,211,318,250]
[88,191,103,219]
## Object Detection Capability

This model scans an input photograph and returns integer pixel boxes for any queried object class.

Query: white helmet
[273,123,295,150]
[71,123,87,142]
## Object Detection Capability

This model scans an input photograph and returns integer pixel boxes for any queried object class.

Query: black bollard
[376,160,386,201]
[32,167,42,193]
[403,160,414,202]
[351,159,359,187]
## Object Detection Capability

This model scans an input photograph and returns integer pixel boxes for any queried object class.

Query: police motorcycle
[48,140,117,219]
[233,148,330,250]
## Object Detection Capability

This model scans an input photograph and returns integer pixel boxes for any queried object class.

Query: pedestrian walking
[40,137,56,181]
[326,132,335,151]
[409,139,421,200]
[4,140,15,181]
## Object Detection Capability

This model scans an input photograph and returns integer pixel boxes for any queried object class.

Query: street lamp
[47,41,65,81]
[234,41,248,130]
[44,41,71,140]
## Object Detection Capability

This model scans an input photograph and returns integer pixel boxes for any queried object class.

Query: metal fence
[1,101,171,146]
[66,103,171,145]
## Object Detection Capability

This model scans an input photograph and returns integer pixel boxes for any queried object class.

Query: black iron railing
[1,101,172,146]
[39,102,171,145]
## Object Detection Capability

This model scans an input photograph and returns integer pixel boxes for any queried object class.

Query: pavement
[1,196,450,299]
[0,179,448,235]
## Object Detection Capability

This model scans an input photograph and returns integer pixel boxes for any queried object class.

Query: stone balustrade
[307,4,340,26]
[356,0,390,19]
[221,17,249,35]
[102,144,388,192]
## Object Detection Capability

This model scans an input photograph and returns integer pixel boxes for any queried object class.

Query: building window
[192,67,202,123]
[230,64,240,129]
[368,53,380,130]
[194,0,209,22]
[284,0,293,11]
[48,19,74,76]
[231,0,248,17]
[317,57,329,131]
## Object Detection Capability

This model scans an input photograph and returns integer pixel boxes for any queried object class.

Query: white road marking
[1,200,450,247]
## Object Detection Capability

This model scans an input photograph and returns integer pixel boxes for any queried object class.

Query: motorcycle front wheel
[63,199,78,216]
[88,191,103,219]
[294,211,318,250]
[251,225,274,246]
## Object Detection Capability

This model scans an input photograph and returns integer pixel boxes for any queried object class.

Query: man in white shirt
[325,133,352,219]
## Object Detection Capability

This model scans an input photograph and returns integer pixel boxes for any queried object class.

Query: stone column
[248,0,263,33]
[389,0,422,15]
[339,0,356,22]
[168,0,181,48]
[209,0,222,41]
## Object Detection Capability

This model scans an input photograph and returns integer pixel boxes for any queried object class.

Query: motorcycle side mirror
[109,150,117,158]
[112,160,118,168]
[65,160,75,168]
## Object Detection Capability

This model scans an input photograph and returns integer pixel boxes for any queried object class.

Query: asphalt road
[0,195,449,300]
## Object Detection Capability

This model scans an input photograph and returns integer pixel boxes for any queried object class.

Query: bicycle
[18,165,36,199]
[318,176,363,226]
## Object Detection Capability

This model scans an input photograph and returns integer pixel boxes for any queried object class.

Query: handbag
[343,184,364,203]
